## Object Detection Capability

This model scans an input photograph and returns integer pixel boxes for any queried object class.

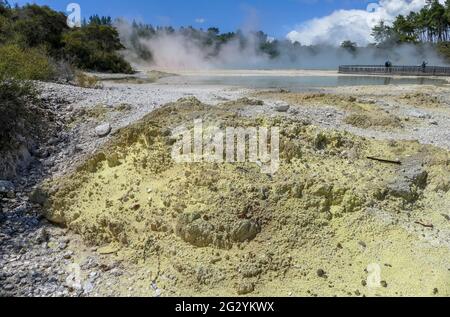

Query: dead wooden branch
[366,156,402,165]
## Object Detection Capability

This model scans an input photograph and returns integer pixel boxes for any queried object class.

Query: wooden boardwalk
[339,65,450,76]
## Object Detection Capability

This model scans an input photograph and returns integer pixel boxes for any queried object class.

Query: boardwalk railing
[339,65,450,76]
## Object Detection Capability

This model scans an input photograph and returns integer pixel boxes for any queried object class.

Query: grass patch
[344,113,403,129]
[74,72,102,89]
[0,44,54,80]
[398,93,443,109]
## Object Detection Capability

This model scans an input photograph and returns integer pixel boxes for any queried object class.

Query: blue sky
[12,0,373,38]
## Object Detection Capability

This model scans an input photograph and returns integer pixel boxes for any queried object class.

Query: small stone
[0,180,14,194]
[231,220,260,243]
[63,251,74,259]
[3,284,14,291]
[95,123,112,137]
[29,188,48,206]
[48,137,59,146]
[73,145,84,153]
[35,228,49,244]
[110,268,123,277]
[131,204,141,211]
[408,110,427,119]
[236,281,255,295]
[274,104,290,112]
[83,282,94,294]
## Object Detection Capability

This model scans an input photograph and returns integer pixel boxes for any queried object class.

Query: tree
[446,0,450,22]
[63,23,133,73]
[89,15,112,26]
[427,0,447,42]
[392,15,418,43]
[12,4,69,56]
[341,40,357,53]
[207,27,219,35]
[372,0,450,45]
[0,0,10,9]
[371,21,395,46]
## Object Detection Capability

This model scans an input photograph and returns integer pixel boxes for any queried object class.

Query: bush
[63,24,133,74]
[74,71,102,88]
[0,44,55,80]
[0,79,38,150]
[51,59,75,83]
[1,4,133,75]
[12,4,68,56]
[0,13,14,44]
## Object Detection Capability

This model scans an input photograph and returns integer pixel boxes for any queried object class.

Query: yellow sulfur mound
[40,97,450,296]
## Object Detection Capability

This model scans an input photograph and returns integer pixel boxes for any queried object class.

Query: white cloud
[195,18,206,24]
[287,0,444,46]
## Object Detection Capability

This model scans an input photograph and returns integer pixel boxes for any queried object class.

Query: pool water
[159,75,448,91]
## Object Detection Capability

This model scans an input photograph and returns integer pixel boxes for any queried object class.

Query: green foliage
[63,24,133,73]
[0,0,10,12]
[372,0,450,46]
[0,44,54,80]
[0,79,38,150]
[12,4,69,56]
[0,13,13,43]
[341,40,357,54]
[88,14,112,26]
[370,0,450,61]
[371,21,395,46]
[0,4,132,74]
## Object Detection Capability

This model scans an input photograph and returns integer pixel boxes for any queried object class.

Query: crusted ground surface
[39,96,450,296]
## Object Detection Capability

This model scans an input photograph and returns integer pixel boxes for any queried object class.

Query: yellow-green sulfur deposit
[39,97,450,296]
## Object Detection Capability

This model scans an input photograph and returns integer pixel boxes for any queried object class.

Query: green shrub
[1,4,132,74]
[63,24,133,74]
[0,13,14,44]
[12,4,68,56]
[0,79,38,150]
[0,44,55,80]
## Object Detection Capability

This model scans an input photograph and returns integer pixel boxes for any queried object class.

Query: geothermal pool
[157,74,448,91]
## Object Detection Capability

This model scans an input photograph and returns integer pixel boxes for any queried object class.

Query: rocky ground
[1,74,449,297]
[0,79,248,297]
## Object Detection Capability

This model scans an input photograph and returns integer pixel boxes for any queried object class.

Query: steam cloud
[116,0,447,71]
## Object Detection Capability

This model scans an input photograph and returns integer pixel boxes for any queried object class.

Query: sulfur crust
[40,97,450,296]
